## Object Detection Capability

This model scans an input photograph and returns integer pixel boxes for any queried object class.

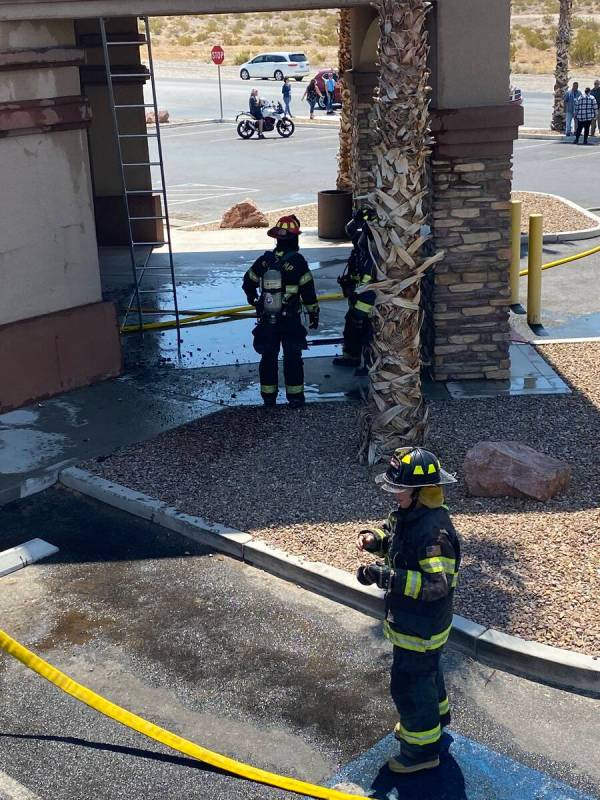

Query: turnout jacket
[243,248,319,317]
[371,502,461,668]
[342,230,376,317]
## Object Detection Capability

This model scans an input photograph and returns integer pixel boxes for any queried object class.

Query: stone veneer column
[347,70,378,197]
[429,105,523,381]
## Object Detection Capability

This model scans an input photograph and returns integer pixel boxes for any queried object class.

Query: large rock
[145,109,170,124]
[463,441,571,501]
[220,199,269,229]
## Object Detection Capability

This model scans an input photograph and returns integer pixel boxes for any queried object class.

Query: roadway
[157,121,340,224]
[0,488,598,799]
[148,73,554,132]
[152,121,600,228]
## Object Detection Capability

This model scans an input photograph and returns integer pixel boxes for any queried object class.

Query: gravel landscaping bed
[513,191,598,234]
[86,343,600,656]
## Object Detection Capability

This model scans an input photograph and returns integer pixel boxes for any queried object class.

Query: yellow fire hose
[121,293,345,334]
[0,628,362,800]
[519,242,600,277]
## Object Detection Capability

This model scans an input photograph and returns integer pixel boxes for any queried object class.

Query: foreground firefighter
[243,215,319,407]
[356,447,461,774]
[333,205,377,369]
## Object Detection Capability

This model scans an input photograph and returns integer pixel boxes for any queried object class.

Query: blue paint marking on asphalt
[328,732,596,800]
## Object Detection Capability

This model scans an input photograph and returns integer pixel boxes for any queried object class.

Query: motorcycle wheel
[276,118,295,138]
[237,120,255,139]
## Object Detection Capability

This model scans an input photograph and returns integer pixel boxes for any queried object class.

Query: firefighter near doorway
[356,447,461,775]
[333,206,378,369]
[243,215,319,407]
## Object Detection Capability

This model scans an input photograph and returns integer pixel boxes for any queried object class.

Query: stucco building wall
[0,15,121,411]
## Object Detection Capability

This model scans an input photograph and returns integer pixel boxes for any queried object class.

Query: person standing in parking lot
[564,81,582,137]
[325,73,336,115]
[574,87,598,145]
[302,78,321,119]
[590,80,600,136]
[282,77,293,117]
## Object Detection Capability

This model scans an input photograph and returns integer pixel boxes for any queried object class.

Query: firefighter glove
[308,309,320,330]
[357,529,379,553]
[356,564,392,590]
[245,293,258,306]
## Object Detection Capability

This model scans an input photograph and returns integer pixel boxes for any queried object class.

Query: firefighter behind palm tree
[356,447,461,775]
[333,205,378,368]
[242,215,319,407]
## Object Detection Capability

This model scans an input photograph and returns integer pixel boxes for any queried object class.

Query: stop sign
[211,45,225,65]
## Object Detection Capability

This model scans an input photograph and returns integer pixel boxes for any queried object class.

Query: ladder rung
[123,162,162,167]
[135,266,173,271]
[109,72,150,79]
[115,104,156,109]
[126,189,162,195]
[107,40,148,46]
[130,215,167,221]
[119,133,158,139]
[133,241,166,246]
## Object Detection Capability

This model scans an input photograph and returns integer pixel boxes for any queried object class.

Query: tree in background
[336,9,353,192]
[551,0,574,132]
[359,0,443,464]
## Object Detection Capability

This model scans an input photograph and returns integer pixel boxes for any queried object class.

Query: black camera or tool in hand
[356,563,392,589]
[308,309,319,330]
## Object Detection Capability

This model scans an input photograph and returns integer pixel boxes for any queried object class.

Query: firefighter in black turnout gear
[243,215,319,407]
[356,447,461,775]
[333,205,378,368]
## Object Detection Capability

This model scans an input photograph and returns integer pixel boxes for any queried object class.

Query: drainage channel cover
[0,539,59,578]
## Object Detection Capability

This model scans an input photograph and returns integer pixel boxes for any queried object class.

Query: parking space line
[168,189,259,206]
[542,147,600,164]
[0,770,42,800]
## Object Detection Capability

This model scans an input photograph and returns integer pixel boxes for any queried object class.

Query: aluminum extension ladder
[99,16,180,341]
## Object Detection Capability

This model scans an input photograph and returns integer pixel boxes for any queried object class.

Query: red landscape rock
[463,441,571,501]
[145,109,170,124]
[220,200,269,229]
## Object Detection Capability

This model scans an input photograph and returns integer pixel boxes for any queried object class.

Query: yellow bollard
[527,214,543,326]
[510,200,522,305]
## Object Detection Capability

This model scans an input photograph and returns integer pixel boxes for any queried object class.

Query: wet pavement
[0,227,577,506]
[0,489,599,800]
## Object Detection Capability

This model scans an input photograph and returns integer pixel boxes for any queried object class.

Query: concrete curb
[519,191,600,243]
[151,116,340,129]
[59,467,600,696]
[519,129,563,141]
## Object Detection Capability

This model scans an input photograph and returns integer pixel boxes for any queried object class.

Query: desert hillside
[149,4,600,75]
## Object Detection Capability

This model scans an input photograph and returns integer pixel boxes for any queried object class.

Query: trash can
[317,189,353,240]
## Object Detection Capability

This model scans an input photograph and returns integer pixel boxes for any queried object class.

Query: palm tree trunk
[551,0,573,132]
[337,9,353,192]
[359,0,443,465]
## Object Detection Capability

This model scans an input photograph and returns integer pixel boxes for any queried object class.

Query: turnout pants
[253,316,307,403]
[341,291,374,362]
[390,647,450,766]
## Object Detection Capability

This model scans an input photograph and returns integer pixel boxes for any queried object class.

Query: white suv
[239,52,310,82]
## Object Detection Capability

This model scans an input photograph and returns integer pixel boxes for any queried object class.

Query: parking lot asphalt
[151,121,600,229]
[158,121,339,224]
[0,489,599,799]
[513,137,600,210]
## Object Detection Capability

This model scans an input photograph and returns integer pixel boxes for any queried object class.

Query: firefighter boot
[333,354,360,367]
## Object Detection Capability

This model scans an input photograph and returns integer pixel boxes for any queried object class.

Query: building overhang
[0,0,369,21]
